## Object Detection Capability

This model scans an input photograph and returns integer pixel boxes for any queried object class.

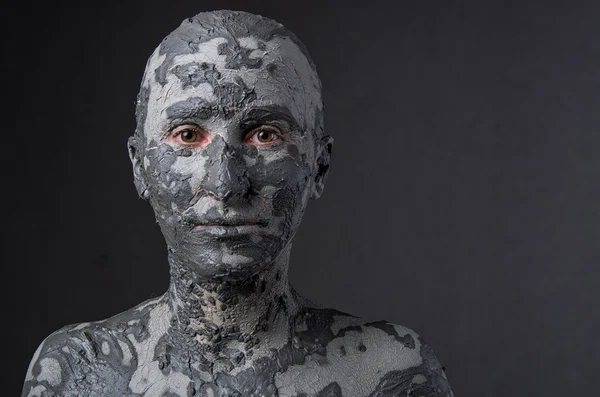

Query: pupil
[182,131,195,141]
[258,131,271,141]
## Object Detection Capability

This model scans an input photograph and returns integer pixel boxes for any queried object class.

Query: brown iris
[257,130,276,143]
[246,126,282,146]
[170,124,208,146]
[180,129,197,142]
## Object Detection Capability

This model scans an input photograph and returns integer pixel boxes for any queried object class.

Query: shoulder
[21,296,164,397]
[21,323,104,397]
[290,307,454,396]
[352,317,454,397]
[296,307,422,358]
[360,320,454,397]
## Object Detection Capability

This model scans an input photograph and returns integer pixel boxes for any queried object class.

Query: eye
[245,126,282,146]
[169,124,210,146]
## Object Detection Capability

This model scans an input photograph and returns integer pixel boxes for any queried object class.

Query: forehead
[141,33,321,142]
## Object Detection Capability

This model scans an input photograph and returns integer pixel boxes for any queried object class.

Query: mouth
[191,220,268,237]
[194,219,268,232]
[193,219,268,228]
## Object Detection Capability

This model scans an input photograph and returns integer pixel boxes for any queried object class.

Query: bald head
[134,10,324,143]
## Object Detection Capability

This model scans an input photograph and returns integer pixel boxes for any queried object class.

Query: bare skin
[22,10,453,397]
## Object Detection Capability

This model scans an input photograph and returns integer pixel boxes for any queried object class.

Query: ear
[310,135,334,200]
[127,136,150,200]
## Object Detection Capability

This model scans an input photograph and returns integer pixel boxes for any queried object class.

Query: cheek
[249,149,313,214]
[144,145,207,214]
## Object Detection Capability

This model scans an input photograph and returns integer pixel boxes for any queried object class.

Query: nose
[202,136,250,201]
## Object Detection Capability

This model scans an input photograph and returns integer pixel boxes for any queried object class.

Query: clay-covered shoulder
[287,308,453,396]
[21,323,103,397]
[21,298,161,397]
[295,307,421,354]
[361,320,454,397]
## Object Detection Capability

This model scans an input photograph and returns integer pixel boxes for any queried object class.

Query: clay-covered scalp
[21,10,452,397]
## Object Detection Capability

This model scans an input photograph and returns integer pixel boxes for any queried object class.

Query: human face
[132,33,324,281]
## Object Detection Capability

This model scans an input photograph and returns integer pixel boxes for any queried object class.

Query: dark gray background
[4,1,599,395]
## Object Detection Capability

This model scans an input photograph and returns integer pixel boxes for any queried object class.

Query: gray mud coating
[22,9,453,397]
[22,302,451,397]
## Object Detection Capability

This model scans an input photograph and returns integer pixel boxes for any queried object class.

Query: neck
[165,244,299,350]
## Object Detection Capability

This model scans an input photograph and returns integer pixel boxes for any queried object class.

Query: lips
[191,219,268,237]
[193,219,268,228]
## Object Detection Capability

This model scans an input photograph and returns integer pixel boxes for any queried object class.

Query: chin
[173,232,286,282]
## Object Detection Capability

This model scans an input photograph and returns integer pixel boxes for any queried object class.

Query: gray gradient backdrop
[4,1,599,395]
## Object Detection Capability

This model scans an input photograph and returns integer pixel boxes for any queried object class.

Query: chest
[126,336,400,397]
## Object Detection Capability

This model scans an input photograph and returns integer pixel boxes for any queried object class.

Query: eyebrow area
[239,105,302,134]
[165,99,303,134]
[165,97,218,122]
